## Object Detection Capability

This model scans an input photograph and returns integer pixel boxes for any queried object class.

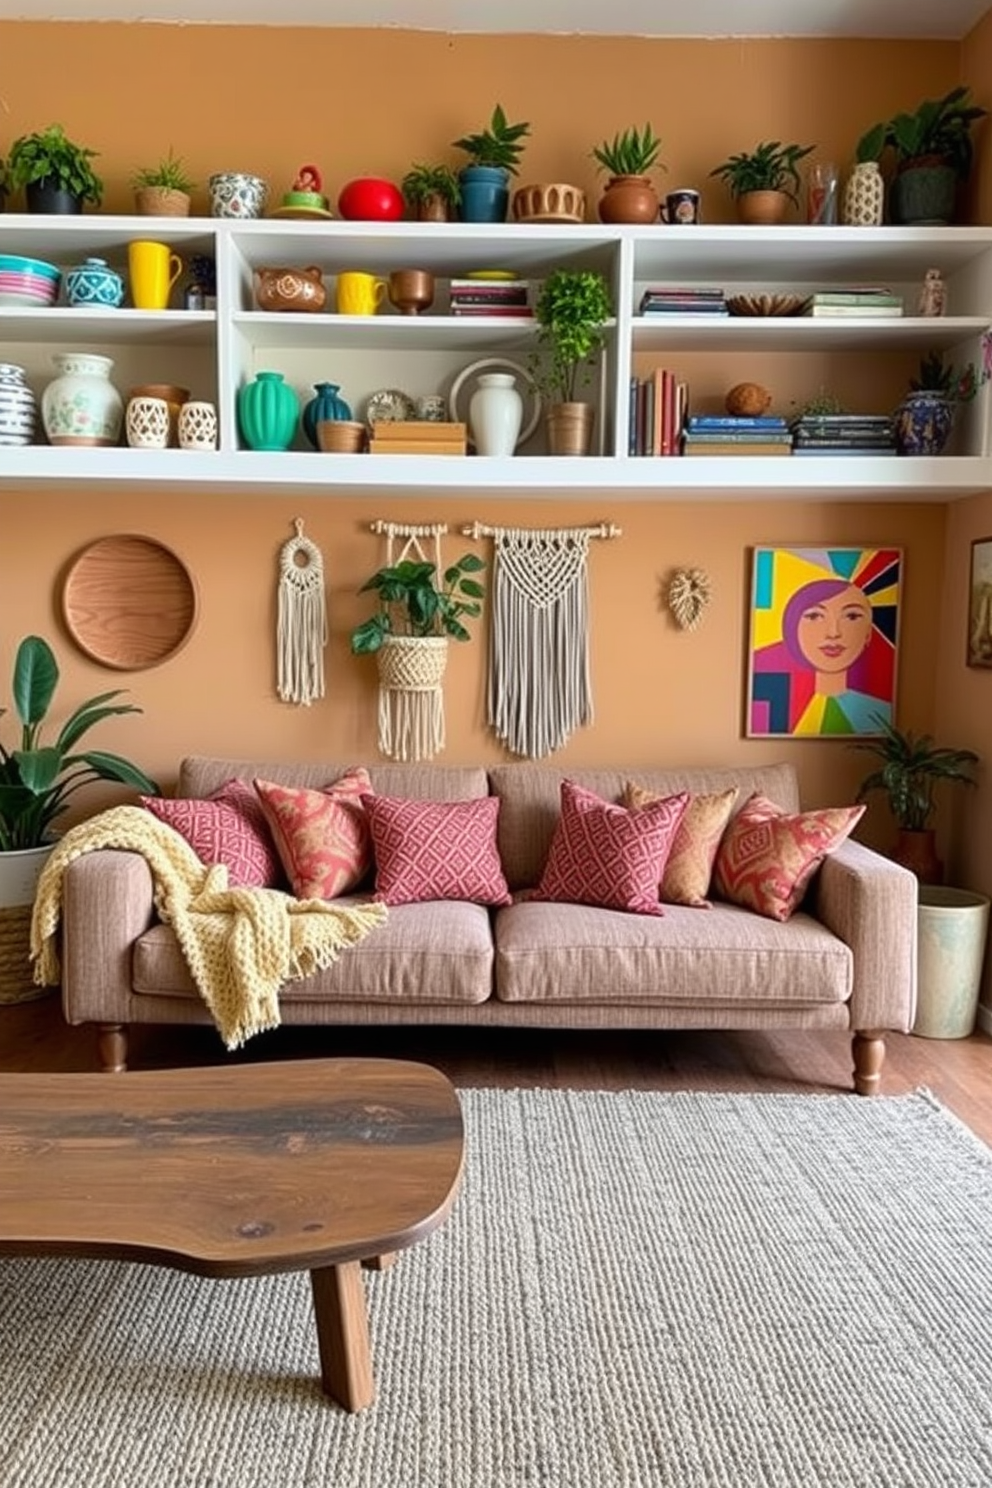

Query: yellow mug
[128,240,183,311]
[336,270,386,316]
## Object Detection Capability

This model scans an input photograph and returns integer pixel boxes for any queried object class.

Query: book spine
[687,416,788,429]
[628,377,639,457]
[684,431,793,444]
[804,306,904,317]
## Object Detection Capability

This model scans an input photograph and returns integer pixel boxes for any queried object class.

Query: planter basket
[376,636,449,762]
[0,904,46,1003]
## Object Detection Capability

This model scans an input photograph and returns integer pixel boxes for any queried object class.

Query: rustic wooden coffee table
[0,1057,464,1411]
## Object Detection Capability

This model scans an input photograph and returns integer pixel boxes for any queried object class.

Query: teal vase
[302,381,353,450]
[237,370,299,451]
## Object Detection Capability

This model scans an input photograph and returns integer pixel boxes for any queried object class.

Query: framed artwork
[967,537,992,668]
[747,546,902,738]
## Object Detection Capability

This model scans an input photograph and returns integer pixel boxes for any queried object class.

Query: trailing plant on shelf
[130,147,196,195]
[350,554,486,655]
[709,139,815,204]
[400,161,461,217]
[0,634,159,852]
[8,123,102,209]
[452,104,530,175]
[851,718,978,833]
[591,124,664,178]
[530,268,613,404]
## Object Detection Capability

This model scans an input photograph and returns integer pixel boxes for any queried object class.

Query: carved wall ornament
[668,567,712,631]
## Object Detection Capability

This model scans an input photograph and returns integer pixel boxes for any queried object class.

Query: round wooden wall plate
[62,534,198,670]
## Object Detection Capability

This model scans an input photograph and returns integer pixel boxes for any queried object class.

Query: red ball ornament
[337,177,404,221]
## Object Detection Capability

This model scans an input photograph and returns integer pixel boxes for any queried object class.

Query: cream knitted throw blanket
[30,805,388,1050]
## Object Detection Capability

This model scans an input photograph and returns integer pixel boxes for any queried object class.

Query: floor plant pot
[0,844,55,1004]
[597,175,658,225]
[894,391,955,456]
[890,164,957,226]
[546,401,594,456]
[892,827,943,885]
[458,166,510,224]
[25,181,85,215]
[914,886,990,1038]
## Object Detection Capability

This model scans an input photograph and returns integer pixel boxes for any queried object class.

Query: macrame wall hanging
[667,567,712,631]
[463,521,622,759]
[276,518,327,706]
[369,520,450,762]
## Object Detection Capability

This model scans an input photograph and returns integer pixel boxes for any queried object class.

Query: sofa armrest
[812,839,917,1032]
[62,850,157,1025]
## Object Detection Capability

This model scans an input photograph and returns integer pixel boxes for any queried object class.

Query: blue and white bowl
[65,256,125,309]
[209,171,268,219]
[0,254,61,308]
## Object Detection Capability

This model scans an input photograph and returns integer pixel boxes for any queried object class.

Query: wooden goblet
[388,268,435,316]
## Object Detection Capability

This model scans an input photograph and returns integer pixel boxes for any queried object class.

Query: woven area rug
[3,1087,992,1487]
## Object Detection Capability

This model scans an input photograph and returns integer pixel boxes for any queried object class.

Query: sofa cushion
[140,780,282,888]
[363,794,512,907]
[712,793,866,922]
[180,756,489,802]
[254,770,372,900]
[133,898,494,1005]
[493,899,852,1008]
[529,780,688,916]
[623,782,738,907]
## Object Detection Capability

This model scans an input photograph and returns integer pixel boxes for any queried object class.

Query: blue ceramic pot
[302,381,353,450]
[458,166,510,224]
[66,257,124,309]
[236,370,299,451]
[894,390,955,456]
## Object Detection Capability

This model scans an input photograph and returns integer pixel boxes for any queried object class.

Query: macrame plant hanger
[369,520,450,762]
[276,517,328,706]
[463,521,622,759]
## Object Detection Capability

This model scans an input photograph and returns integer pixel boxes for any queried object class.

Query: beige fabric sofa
[59,756,917,1092]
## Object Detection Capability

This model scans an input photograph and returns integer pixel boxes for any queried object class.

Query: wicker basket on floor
[0,902,49,1003]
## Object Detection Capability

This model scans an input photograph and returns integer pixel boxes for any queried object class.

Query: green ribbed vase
[236,370,299,451]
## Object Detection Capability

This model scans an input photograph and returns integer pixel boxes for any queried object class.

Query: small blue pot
[302,381,353,450]
[65,257,124,309]
[458,166,510,224]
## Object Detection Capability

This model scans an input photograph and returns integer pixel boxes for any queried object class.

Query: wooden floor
[3,992,991,1144]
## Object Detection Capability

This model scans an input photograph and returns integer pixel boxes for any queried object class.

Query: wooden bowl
[511,183,587,224]
[316,419,366,453]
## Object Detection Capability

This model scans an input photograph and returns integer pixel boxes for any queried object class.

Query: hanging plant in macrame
[275,518,328,706]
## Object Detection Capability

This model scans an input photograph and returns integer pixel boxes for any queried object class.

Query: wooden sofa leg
[852,1030,885,1096]
[98,1023,129,1073]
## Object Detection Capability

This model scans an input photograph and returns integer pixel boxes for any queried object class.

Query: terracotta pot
[546,401,594,456]
[892,828,943,885]
[597,175,659,225]
[736,189,790,225]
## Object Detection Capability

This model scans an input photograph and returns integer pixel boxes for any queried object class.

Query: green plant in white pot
[530,268,613,456]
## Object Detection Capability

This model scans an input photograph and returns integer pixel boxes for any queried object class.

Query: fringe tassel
[276,519,328,706]
[378,686,445,762]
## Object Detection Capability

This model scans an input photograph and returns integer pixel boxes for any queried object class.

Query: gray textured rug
[2,1087,991,1487]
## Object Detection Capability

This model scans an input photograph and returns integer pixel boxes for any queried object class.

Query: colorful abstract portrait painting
[747,547,901,738]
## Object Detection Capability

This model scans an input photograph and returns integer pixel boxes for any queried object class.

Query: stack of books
[368,420,467,456]
[628,369,688,455]
[639,287,728,317]
[800,287,904,318]
[681,414,793,457]
[448,278,531,317]
[790,413,896,455]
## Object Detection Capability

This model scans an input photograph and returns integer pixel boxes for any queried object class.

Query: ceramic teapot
[254,265,327,314]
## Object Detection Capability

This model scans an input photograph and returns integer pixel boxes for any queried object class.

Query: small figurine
[918,268,946,318]
[293,163,322,196]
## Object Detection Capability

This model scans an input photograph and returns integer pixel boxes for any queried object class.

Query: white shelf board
[632,315,990,352]
[0,212,218,258]
[0,307,215,346]
[232,310,542,353]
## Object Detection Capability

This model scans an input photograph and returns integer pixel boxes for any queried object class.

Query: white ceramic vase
[842,162,885,227]
[469,372,523,457]
[0,362,37,446]
[42,352,123,447]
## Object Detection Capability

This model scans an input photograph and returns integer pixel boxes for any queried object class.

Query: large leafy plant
[857,86,988,181]
[850,719,978,831]
[530,268,613,404]
[350,555,486,655]
[8,123,103,205]
[710,140,814,203]
[0,635,159,850]
[452,104,530,175]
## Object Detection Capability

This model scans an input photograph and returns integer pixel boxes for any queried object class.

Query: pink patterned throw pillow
[711,792,865,922]
[140,778,282,887]
[253,769,373,901]
[531,780,689,916]
[362,794,511,907]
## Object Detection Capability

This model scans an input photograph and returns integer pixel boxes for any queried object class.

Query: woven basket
[376,635,449,691]
[0,902,48,1004]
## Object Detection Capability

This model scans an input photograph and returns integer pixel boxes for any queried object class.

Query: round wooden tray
[62,534,198,670]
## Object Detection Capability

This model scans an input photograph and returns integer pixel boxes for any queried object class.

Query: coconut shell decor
[725,382,772,416]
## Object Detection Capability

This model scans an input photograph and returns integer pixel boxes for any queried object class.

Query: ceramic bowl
[208,172,268,219]
[0,254,62,308]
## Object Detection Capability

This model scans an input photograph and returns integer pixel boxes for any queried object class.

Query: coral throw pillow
[253,769,373,901]
[362,794,511,907]
[623,782,739,907]
[140,778,282,888]
[711,792,865,922]
[531,780,689,916]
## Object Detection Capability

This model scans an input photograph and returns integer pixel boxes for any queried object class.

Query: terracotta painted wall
[0,23,980,855]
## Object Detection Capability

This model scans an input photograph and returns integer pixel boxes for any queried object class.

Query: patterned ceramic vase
[842,162,885,227]
[894,391,955,456]
[236,370,299,451]
[0,362,38,446]
[65,256,125,308]
[208,172,268,219]
[302,381,353,450]
[41,352,123,447]
[125,395,170,449]
[178,400,218,450]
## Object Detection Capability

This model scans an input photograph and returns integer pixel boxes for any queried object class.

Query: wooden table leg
[362,1252,397,1271]
[309,1262,374,1411]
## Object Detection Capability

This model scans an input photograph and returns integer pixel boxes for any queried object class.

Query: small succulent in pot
[401,162,461,217]
[709,140,815,204]
[591,123,664,178]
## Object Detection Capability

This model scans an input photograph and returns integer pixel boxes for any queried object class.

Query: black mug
[661,189,701,225]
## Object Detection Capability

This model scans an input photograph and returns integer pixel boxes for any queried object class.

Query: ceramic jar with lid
[0,363,38,446]
[65,256,125,309]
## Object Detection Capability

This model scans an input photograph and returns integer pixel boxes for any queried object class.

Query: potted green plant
[530,268,613,455]
[400,162,461,222]
[0,155,8,212]
[452,103,530,223]
[7,123,103,214]
[894,349,985,456]
[130,148,196,217]
[709,139,814,224]
[591,124,665,223]
[857,86,988,225]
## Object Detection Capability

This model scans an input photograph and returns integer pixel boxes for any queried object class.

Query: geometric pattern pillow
[530,780,689,916]
[253,768,373,901]
[623,782,739,907]
[711,792,865,922]
[140,778,282,887]
[361,794,512,907]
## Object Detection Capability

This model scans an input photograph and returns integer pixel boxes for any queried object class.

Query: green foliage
[350,555,486,655]
[591,124,664,177]
[0,635,159,851]
[851,718,979,832]
[910,349,983,403]
[400,162,461,208]
[859,87,988,181]
[530,268,613,404]
[709,140,815,204]
[794,387,847,418]
[452,104,530,176]
[130,148,196,194]
[8,123,103,205]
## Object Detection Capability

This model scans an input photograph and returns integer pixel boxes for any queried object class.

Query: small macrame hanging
[465,521,621,759]
[370,520,450,762]
[276,518,327,706]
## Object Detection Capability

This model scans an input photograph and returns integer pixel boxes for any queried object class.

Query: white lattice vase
[126,396,170,449]
[469,372,523,457]
[178,400,218,450]
[842,162,885,227]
